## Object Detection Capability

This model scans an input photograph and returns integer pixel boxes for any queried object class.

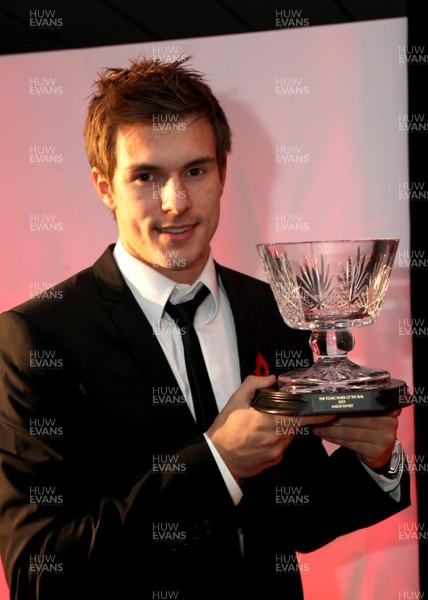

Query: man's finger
[227,374,277,408]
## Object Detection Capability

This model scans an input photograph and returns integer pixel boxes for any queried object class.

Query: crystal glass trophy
[253,239,413,415]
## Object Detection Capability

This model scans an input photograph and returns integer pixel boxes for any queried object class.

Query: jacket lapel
[92,246,200,438]
[215,263,262,381]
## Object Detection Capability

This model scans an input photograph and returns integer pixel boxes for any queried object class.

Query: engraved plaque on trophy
[253,239,413,415]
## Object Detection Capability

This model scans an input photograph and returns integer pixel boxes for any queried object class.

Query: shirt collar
[113,238,219,327]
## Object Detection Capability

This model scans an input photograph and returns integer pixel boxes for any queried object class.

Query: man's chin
[151,258,189,271]
[149,249,210,283]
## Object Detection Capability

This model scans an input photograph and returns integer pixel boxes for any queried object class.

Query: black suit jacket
[0,246,410,600]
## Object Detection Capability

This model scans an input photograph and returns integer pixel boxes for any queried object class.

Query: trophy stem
[278,329,391,392]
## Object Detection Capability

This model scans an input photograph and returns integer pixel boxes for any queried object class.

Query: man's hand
[206,375,335,479]
[312,410,401,470]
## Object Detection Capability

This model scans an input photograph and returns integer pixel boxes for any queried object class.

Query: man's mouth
[154,223,197,241]
[156,225,195,234]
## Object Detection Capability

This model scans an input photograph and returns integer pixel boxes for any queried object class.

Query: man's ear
[92,168,116,212]
[220,162,227,186]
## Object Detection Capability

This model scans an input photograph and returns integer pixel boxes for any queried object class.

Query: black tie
[164,285,218,431]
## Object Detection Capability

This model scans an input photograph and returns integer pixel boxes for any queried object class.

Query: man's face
[93,116,225,283]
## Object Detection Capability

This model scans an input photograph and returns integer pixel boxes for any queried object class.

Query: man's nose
[160,178,192,214]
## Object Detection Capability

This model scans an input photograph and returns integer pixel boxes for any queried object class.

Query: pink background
[0,17,418,599]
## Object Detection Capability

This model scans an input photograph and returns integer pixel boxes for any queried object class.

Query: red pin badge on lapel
[254,351,270,376]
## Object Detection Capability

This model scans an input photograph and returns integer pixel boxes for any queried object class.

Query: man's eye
[186,168,203,177]
[137,173,155,183]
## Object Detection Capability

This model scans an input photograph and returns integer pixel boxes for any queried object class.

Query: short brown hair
[84,56,232,184]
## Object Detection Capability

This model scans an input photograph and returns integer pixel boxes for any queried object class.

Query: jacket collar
[92,245,200,437]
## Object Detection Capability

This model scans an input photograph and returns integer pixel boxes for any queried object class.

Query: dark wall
[408,0,428,592]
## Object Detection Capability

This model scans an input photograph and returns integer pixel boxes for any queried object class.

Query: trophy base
[252,379,414,415]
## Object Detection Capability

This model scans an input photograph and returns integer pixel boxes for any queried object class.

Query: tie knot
[164,285,210,327]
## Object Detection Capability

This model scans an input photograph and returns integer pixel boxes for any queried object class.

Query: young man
[0,57,409,599]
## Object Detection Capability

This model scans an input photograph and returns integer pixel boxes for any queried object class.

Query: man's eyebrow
[126,156,217,174]
[126,163,159,174]
[182,156,217,169]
